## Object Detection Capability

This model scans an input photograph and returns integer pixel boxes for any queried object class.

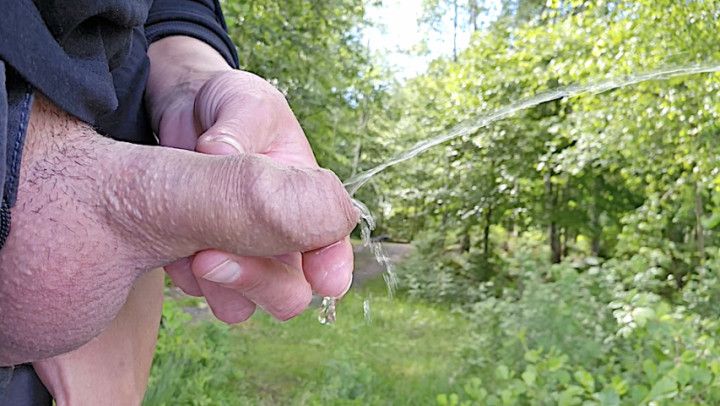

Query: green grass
[146,281,470,405]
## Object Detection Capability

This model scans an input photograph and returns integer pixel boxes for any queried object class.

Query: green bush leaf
[596,388,621,406]
[496,365,511,381]
[522,365,538,387]
[574,369,595,392]
[644,376,678,402]
[557,385,584,406]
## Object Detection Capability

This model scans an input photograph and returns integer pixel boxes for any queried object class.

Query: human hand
[0,96,356,365]
[146,36,355,323]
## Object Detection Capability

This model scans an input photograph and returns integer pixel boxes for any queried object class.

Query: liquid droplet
[318,296,336,325]
[363,297,371,324]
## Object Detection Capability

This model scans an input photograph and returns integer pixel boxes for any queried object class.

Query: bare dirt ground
[351,242,414,287]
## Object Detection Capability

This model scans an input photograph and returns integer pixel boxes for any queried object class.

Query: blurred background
[145,1,720,404]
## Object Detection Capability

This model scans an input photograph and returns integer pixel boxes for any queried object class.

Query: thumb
[105,144,358,262]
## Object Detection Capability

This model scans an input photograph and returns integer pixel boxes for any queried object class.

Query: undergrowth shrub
[401,231,720,405]
[144,300,253,406]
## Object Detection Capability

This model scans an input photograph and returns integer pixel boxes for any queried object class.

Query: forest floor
[150,242,471,405]
[351,241,414,286]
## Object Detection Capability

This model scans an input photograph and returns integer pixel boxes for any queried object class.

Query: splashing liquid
[318,199,397,324]
[319,62,720,324]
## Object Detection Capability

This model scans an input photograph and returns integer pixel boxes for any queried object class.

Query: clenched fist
[146,36,357,324]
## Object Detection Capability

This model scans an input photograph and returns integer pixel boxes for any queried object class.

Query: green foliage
[421,246,720,405]
[385,8,720,403]
[144,300,254,406]
[377,0,720,269]
[148,289,471,405]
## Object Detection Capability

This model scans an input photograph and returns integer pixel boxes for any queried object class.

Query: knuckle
[225,71,288,111]
[272,289,312,322]
[214,303,256,324]
[231,267,264,292]
[179,285,203,297]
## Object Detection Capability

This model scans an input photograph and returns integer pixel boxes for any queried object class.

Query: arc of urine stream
[320,62,720,324]
[342,63,720,196]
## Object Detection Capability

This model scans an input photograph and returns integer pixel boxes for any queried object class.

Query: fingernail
[337,274,353,298]
[203,259,242,284]
[200,134,244,155]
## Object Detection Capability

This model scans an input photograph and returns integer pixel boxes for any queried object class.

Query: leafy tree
[222,0,389,179]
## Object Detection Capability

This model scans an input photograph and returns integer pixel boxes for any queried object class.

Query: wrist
[146,36,233,133]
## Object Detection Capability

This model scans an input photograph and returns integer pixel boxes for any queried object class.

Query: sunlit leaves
[376,0,720,269]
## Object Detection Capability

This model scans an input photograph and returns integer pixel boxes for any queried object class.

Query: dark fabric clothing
[0,365,52,406]
[146,0,239,68]
[0,0,238,131]
[0,65,34,250]
[95,26,156,145]
[2,70,34,209]
[0,0,150,126]
[93,0,240,145]
[0,64,8,250]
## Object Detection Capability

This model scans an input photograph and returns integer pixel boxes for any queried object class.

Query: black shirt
[0,0,238,143]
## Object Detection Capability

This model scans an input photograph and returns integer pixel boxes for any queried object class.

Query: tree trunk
[562,228,574,258]
[591,235,601,257]
[350,138,362,177]
[483,205,493,257]
[695,181,705,264]
[550,223,561,264]
[468,0,479,31]
[546,174,562,264]
[351,101,368,177]
[460,221,471,252]
[590,177,602,256]
[452,0,459,61]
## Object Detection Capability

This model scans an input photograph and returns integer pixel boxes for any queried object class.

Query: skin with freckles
[0,95,357,366]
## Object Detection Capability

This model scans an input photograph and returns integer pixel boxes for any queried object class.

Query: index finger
[302,237,354,298]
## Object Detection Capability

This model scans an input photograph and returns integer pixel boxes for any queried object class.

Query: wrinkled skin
[32,269,164,405]
[0,96,357,365]
[146,36,357,323]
